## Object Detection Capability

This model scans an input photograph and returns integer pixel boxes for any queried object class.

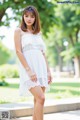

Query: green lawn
[0,81,80,104]
[47,82,80,99]
[0,83,33,104]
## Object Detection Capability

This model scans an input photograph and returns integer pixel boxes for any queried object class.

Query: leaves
[0,41,11,64]
[0,0,56,35]
[61,42,80,60]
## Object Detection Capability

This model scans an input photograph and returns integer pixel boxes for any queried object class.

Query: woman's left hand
[47,71,52,84]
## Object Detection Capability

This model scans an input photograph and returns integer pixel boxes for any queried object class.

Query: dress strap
[16,27,26,36]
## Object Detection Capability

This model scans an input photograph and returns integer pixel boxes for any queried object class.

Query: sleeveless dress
[18,30,49,96]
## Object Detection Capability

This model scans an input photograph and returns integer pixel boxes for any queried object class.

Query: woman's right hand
[27,69,37,82]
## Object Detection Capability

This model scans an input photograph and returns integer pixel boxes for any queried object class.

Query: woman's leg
[33,97,37,120]
[30,86,45,120]
[33,87,45,120]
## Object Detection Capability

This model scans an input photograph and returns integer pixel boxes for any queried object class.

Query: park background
[0,0,80,104]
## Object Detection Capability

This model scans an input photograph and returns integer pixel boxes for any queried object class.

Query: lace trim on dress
[24,77,48,90]
[19,76,49,96]
[22,44,44,52]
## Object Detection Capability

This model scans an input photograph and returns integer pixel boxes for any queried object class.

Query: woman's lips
[27,21,32,23]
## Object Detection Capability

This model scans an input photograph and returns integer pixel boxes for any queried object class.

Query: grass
[47,82,80,99]
[0,83,34,104]
[0,80,80,104]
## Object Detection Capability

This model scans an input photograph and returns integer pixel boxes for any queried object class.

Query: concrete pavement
[11,110,80,120]
[0,98,80,118]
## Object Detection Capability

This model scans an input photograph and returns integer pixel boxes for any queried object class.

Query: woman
[14,5,52,120]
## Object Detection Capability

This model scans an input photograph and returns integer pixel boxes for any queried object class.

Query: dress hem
[19,84,49,97]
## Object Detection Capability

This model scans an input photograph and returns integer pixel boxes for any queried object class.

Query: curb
[0,98,80,119]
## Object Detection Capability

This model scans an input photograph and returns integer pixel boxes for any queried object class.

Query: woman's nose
[28,16,31,20]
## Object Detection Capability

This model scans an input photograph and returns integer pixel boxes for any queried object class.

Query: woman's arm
[14,28,31,71]
[14,28,37,82]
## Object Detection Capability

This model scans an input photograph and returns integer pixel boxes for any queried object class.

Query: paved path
[11,110,80,120]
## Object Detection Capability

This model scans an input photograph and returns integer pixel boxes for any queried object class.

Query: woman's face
[24,12,35,27]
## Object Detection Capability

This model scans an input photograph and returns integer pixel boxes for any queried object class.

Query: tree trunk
[58,54,63,71]
[0,9,6,22]
[55,44,63,72]
[74,57,80,78]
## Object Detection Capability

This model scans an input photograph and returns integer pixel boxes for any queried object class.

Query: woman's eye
[31,16,35,18]
[25,16,28,17]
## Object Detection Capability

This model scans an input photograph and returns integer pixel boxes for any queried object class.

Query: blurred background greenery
[0,0,80,103]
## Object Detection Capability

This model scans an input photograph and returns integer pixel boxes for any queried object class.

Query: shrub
[0,74,8,86]
[0,64,19,78]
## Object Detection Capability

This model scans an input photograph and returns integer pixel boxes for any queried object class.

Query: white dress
[18,30,49,96]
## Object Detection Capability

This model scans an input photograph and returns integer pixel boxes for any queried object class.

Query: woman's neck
[27,26,33,32]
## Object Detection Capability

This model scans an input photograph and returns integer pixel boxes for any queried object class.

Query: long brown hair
[20,5,41,34]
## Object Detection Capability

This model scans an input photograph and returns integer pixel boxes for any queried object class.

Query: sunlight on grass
[0,84,33,103]
[0,81,80,104]
[46,82,80,99]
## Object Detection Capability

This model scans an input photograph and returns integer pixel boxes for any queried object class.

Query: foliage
[0,64,19,78]
[55,3,80,59]
[8,50,17,64]
[42,1,80,75]
[0,72,9,86]
[0,0,56,35]
[61,42,80,60]
[45,26,65,68]
[0,41,11,65]
[45,32,59,66]
[46,47,58,67]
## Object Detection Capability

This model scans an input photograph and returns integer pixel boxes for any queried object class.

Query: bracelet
[25,67,30,71]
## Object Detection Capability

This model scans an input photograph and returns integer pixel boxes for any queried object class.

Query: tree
[56,2,80,77]
[0,41,11,64]
[0,0,56,34]
[45,27,64,71]
[46,0,80,75]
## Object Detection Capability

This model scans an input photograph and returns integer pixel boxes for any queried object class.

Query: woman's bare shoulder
[14,27,21,34]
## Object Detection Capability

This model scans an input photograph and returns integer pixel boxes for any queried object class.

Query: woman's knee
[37,95,45,105]
[30,86,45,105]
